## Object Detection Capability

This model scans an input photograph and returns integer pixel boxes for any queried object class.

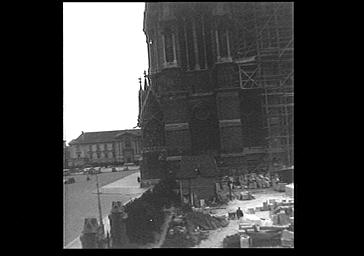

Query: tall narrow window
[147,37,152,72]
[186,21,196,69]
[162,29,177,68]
[165,32,174,63]
[215,27,232,62]
[219,30,228,58]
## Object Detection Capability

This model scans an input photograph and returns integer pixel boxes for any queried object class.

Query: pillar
[80,218,99,248]
[108,201,129,248]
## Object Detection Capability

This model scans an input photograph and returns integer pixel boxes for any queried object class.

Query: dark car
[64,177,76,184]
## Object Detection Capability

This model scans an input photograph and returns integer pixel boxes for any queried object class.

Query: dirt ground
[194,188,293,248]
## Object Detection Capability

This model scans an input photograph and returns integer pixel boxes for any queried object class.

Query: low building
[63,140,70,169]
[68,129,142,168]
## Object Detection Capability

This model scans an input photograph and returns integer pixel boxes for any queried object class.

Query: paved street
[63,169,141,247]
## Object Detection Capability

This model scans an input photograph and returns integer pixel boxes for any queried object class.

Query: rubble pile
[185,211,229,230]
[161,209,230,248]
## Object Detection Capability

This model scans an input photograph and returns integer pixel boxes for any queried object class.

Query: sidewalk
[94,172,145,195]
[65,172,149,249]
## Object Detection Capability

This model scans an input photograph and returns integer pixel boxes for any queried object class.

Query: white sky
[63,2,148,145]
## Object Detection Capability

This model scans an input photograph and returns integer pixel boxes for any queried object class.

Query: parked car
[89,168,101,175]
[63,169,70,176]
[64,177,76,184]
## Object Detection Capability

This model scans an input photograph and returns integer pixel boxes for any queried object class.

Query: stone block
[278,213,290,225]
[271,214,279,225]
[240,235,250,248]
[281,230,294,247]
[247,208,255,214]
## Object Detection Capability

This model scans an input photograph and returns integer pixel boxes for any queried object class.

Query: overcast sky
[63,2,148,144]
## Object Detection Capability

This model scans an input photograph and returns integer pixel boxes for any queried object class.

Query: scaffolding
[233,2,294,169]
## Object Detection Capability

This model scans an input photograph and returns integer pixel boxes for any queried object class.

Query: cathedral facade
[139,2,293,189]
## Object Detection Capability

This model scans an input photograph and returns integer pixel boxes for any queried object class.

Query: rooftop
[69,129,141,145]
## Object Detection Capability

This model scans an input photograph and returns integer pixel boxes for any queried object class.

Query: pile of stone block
[267,200,294,226]
[274,182,287,192]
[281,229,294,247]
[239,191,254,200]
[285,183,294,197]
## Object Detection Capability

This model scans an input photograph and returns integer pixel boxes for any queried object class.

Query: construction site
[78,170,294,248]
[138,2,293,185]
[76,2,294,249]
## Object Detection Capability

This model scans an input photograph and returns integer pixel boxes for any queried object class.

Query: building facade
[64,140,70,169]
[139,2,293,188]
[67,129,142,168]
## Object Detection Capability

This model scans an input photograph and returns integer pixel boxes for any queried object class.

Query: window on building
[218,29,228,58]
[125,137,131,148]
[215,25,231,62]
[164,32,174,63]
[196,17,207,69]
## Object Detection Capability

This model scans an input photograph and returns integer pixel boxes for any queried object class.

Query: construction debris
[274,182,287,192]
[162,208,230,248]
[239,191,255,200]
[285,183,294,197]
[281,230,294,247]
[223,233,241,248]
[185,211,229,231]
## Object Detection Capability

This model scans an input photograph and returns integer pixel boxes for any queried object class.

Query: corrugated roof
[176,155,219,179]
[69,129,141,145]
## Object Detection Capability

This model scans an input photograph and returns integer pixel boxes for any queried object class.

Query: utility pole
[95,173,105,246]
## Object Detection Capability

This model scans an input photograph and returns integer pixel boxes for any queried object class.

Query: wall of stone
[181,176,218,200]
